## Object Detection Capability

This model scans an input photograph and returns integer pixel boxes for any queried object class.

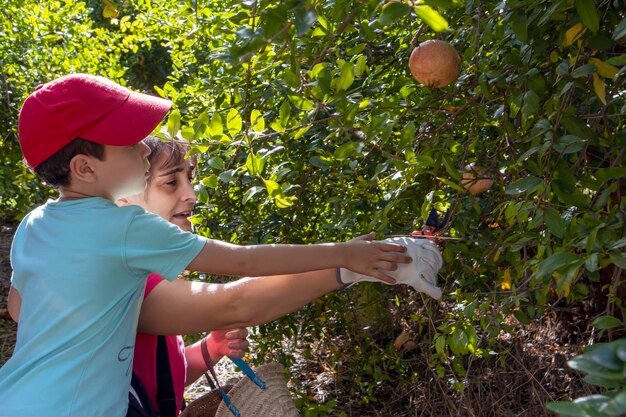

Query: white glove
[338,237,443,299]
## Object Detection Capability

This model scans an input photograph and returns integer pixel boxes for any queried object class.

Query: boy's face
[120,150,196,232]
[97,143,151,201]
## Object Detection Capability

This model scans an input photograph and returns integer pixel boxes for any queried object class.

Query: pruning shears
[388,207,460,244]
[409,208,450,244]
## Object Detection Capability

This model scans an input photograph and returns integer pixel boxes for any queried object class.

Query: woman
[119,137,443,416]
[121,137,248,417]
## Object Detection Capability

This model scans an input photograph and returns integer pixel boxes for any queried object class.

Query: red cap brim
[79,90,172,146]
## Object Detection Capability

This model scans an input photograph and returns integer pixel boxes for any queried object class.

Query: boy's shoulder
[19,197,152,232]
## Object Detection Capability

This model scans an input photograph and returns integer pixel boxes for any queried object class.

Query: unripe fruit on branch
[408,40,460,88]
[461,164,493,196]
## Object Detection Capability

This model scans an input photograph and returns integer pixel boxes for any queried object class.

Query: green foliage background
[1,0,625,414]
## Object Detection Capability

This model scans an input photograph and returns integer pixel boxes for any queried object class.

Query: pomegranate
[461,164,493,196]
[408,40,460,88]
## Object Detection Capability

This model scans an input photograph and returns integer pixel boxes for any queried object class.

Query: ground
[0,222,605,416]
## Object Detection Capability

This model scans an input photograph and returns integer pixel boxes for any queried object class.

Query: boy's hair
[143,137,197,182]
[34,138,105,189]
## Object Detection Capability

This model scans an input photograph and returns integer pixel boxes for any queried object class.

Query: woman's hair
[143,137,197,181]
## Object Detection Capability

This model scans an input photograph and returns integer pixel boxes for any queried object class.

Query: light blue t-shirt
[0,197,206,417]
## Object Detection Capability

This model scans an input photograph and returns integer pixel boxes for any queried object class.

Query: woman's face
[123,149,196,232]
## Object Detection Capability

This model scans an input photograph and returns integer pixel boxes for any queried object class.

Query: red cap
[18,73,172,168]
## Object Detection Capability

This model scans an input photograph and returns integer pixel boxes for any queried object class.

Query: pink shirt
[133,273,187,415]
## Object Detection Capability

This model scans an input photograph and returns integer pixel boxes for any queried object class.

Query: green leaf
[245,152,265,176]
[355,55,368,77]
[617,346,626,363]
[613,17,626,41]
[572,63,597,78]
[536,252,584,279]
[544,208,565,239]
[554,135,585,154]
[250,109,265,133]
[218,169,235,184]
[609,252,626,269]
[442,155,460,181]
[583,375,625,388]
[606,54,626,66]
[288,92,316,110]
[585,253,598,272]
[596,167,626,182]
[283,68,300,88]
[334,61,355,92]
[592,315,623,330]
[561,116,596,139]
[263,178,281,197]
[347,44,366,56]
[552,179,589,208]
[521,90,540,120]
[438,177,466,193]
[274,100,291,130]
[292,125,311,140]
[605,392,626,416]
[274,193,296,208]
[546,401,589,416]
[333,141,363,160]
[207,157,225,170]
[227,108,243,136]
[242,185,264,204]
[435,335,446,356]
[294,7,317,36]
[309,63,328,78]
[414,5,449,32]
[207,113,223,137]
[166,109,181,138]
[588,343,624,371]
[513,310,531,325]
[511,12,528,43]
[575,0,599,33]
[607,237,626,250]
[516,146,540,164]
[449,327,469,355]
[201,174,218,189]
[505,176,542,195]
[378,2,411,26]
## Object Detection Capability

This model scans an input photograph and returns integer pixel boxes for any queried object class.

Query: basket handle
[228,357,267,389]
[201,338,241,417]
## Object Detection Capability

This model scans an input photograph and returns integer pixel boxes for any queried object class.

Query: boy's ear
[68,154,98,184]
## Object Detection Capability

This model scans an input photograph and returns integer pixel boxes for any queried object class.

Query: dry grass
[268,315,601,417]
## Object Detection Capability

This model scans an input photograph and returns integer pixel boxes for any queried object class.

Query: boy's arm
[7,286,21,322]
[137,269,343,335]
[187,233,411,283]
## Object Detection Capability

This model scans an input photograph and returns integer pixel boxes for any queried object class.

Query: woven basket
[181,364,299,417]
[180,385,233,417]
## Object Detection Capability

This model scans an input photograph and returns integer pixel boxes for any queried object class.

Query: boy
[0,74,441,417]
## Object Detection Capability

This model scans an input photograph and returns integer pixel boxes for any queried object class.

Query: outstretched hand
[342,232,413,284]
[339,236,444,299]
[206,328,249,362]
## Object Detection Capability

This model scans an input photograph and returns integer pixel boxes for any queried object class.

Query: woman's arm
[184,329,248,385]
[7,286,20,322]
[137,269,342,335]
